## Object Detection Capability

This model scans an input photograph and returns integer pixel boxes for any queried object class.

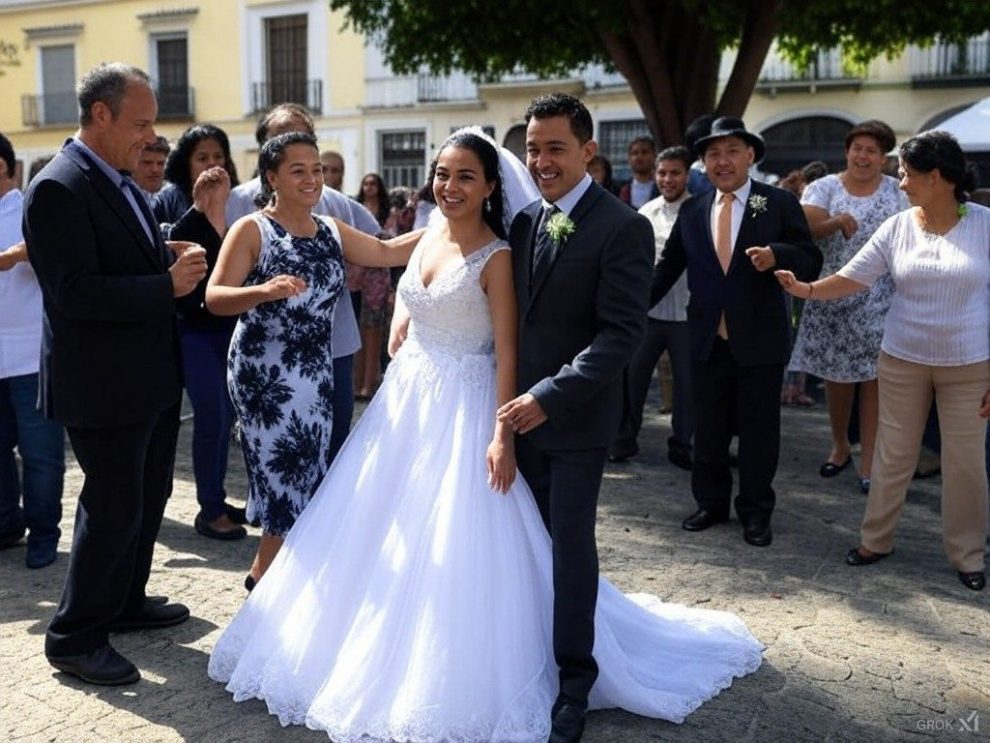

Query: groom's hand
[497,394,547,435]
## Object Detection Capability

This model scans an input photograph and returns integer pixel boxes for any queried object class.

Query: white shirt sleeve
[837,212,897,287]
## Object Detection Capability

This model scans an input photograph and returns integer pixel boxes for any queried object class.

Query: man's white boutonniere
[546,212,577,246]
[747,194,768,218]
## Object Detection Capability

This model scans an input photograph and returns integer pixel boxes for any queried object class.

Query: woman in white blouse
[776,131,990,591]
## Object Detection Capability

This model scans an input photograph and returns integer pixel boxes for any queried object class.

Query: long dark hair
[899,130,975,203]
[164,124,239,199]
[355,172,390,226]
[257,131,319,207]
[431,130,506,239]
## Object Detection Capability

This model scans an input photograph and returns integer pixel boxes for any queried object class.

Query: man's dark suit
[24,139,182,657]
[651,180,821,522]
[510,179,653,705]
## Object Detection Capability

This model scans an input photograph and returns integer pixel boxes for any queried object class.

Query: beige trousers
[861,351,989,572]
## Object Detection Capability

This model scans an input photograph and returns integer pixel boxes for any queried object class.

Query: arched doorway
[760,116,854,177]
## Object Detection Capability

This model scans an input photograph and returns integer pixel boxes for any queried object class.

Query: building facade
[1,0,987,192]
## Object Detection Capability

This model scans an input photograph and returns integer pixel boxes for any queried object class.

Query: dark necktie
[530,204,560,289]
[120,174,170,267]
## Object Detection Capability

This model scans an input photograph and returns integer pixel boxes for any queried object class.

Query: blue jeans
[181,329,235,521]
[329,354,354,463]
[0,373,65,545]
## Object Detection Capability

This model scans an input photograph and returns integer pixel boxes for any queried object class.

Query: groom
[499,93,653,742]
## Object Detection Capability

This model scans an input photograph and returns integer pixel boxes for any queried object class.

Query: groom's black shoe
[549,699,586,743]
[48,644,140,685]
[107,600,190,632]
[682,507,729,532]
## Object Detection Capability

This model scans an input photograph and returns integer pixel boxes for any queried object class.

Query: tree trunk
[601,0,779,144]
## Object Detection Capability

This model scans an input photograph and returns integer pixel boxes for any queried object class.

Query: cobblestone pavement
[2,397,988,743]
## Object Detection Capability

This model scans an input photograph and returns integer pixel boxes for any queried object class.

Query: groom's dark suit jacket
[510,181,655,450]
[23,140,181,429]
[651,180,821,366]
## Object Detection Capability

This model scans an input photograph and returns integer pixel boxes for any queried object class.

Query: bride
[208,128,763,741]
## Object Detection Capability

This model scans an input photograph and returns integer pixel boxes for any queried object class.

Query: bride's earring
[484,198,491,213]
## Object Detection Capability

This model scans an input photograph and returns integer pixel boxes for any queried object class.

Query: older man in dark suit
[652,117,821,548]
[499,93,654,743]
[24,63,207,685]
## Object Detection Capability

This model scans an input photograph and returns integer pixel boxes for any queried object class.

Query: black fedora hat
[694,116,765,163]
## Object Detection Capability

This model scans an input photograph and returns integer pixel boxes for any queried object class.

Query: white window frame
[241,0,328,116]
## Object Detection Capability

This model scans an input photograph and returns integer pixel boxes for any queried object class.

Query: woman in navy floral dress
[206,132,420,587]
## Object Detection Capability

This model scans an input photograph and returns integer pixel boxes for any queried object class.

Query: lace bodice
[397,235,510,356]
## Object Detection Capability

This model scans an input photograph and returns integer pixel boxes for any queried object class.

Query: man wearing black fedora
[650,116,820,546]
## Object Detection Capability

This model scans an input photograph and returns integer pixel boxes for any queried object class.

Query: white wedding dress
[208,235,763,742]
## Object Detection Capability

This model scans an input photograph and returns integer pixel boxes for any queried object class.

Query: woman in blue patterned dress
[788,120,908,494]
[206,132,420,587]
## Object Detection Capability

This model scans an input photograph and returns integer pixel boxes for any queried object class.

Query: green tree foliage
[329,0,990,145]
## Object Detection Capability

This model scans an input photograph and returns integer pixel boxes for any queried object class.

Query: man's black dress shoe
[819,455,852,478]
[48,645,140,685]
[107,601,190,632]
[682,508,729,532]
[224,503,248,525]
[845,547,891,566]
[958,570,986,591]
[549,701,586,743]
[607,442,638,463]
[667,447,692,471]
[742,519,773,547]
[147,595,169,605]
[195,512,247,541]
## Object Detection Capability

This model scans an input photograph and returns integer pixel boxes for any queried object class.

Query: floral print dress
[788,174,908,382]
[227,213,345,535]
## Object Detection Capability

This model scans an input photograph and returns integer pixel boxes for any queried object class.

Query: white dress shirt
[542,173,593,217]
[639,191,691,321]
[0,189,43,379]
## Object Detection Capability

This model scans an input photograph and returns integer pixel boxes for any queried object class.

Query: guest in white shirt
[776,131,990,591]
[611,146,694,469]
[0,132,65,569]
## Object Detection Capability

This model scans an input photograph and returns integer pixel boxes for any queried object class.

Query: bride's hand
[486,436,516,494]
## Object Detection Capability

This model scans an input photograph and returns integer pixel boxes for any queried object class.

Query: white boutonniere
[545,212,577,246]
[747,194,768,218]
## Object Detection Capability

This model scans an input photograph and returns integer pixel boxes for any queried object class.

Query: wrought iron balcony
[251,79,323,115]
[756,48,862,95]
[21,92,77,127]
[911,35,990,87]
[156,85,195,119]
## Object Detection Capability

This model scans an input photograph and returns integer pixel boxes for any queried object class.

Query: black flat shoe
[682,508,729,532]
[194,512,247,541]
[820,455,852,478]
[958,571,986,591]
[845,546,891,566]
[858,476,871,495]
[48,645,140,686]
[108,601,190,632]
[224,503,248,525]
[742,518,773,547]
[549,700,587,743]
[244,574,257,592]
